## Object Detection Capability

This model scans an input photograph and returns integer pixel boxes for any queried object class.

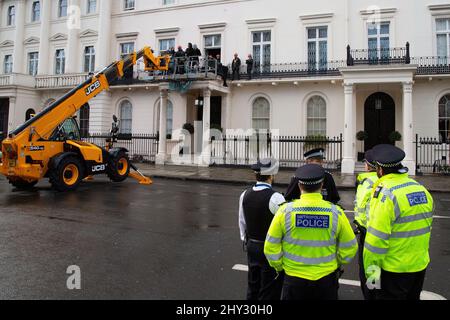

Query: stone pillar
[156,90,168,165]
[66,0,80,73]
[199,88,211,166]
[342,83,355,174]
[7,97,16,132]
[89,91,113,134]
[38,0,52,75]
[12,0,25,74]
[96,0,112,70]
[402,81,416,175]
[222,93,232,131]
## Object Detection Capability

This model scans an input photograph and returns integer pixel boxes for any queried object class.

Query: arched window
[156,100,174,137]
[119,100,132,134]
[307,96,327,136]
[252,97,270,130]
[25,109,35,121]
[79,103,90,138]
[439,94,450,143]
[58,0,67,17]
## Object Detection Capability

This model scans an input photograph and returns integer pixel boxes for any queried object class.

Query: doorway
[0,98,9,139]
[364,92,395,151]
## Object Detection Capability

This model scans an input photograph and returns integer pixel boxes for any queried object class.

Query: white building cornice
[50,33,68,42]
[198,22,227,31]
[360,8,397,16]
[299,13,334,21]
[0,40,14,48]
[24,36,40,45]
[428,4,450,16]
[115,32,139,39]
[80,29,99,38]
[245,18,277,25]
[154,27,180,35]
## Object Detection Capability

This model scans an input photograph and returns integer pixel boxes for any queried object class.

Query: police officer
[364,144,434,300]
[264,164,357,300]
[238,158,286,300]
[285,148,340,204]
[353,149,378,300]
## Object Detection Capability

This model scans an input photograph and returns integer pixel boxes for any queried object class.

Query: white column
[156,90,168,165]
[12,0,26,74]
[342,83,355,174]
[96,0,112,70]
[402,81,416,175]
[38,0,52,75]
[89,91,113,133]
[66,0,80,73]
[222,93,232,131]
[199,88,211,166]
[7,97,16,132]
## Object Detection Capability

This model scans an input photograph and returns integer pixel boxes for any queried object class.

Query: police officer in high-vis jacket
[264,164,357,300]
[364,144,434,300]
[238,159,286,300]
[354,149,378,300]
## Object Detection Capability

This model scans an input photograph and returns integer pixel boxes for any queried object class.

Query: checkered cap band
[298,178,325,185]
[376,161,403,168]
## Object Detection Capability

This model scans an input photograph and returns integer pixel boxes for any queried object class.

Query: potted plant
[389,131,402,145]
[356,130,369,161]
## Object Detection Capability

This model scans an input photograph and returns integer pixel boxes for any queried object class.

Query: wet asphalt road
[0,176,449,300]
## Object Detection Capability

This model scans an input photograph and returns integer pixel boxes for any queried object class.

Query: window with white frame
[307,27,328,70]
[58,0,68,17]
[368,22,390,61]
[28,52,39,76]
[439,94,450,143]
[166,101,173,137]
[252,31,271,73]
[437,18,450,62]
[84,46,95,73]
[204,34,221,57]
[87,0,96,14]
[119,100,133,134]
[7,6,15,26]
[163,0,175,5]
[159,38,175,55]
[252,97,270,130]
[307,96,327,136]
[31,1,40,22]
[120,42,135,58]
[55,49,65,74]
[124,0,135,10]
[3,55,13,74]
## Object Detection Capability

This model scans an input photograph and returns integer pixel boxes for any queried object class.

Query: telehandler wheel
[8,179,38,190]
[106,151,130,182]
[49,156,84,192]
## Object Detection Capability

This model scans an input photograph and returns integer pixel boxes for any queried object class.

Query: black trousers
[247,67,253,80]
[232,69,240,80]
[281,271,339,300]
[357,227,376,300]
[246,240,283,300]
[375,269,426,300]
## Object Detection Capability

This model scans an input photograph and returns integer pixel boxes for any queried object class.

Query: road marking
[232,264,447,300]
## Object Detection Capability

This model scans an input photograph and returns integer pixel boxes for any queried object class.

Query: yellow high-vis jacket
[354,172,379,228]
[364,173,434,275]
[264,193,357,281]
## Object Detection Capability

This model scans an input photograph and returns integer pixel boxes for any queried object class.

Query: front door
[364,92,395,151]
[0,98,9,140]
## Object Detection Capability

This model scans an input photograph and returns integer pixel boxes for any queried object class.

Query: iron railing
[415,134,450,175]
[412,56,450,75]
[347,43,410,66]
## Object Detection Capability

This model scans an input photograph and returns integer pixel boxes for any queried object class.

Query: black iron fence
[347,43,410,66]
[415,135,450,175]
[83,133,159,163]
[412,56,450,75]
[210,134,343,170]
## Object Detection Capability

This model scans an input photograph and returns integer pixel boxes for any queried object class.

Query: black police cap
[294,164,325,185]
[304,148,325,160]
[372,144,406,168]
[251,158,278,175]
[364,149,377,168]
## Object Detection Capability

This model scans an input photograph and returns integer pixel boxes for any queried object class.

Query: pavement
[136,164,450,193]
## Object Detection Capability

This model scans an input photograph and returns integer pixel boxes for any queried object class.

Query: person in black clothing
[246,54,254,80]
[216,54,228,87]
[232,53,242,80]
[284,148,340,204]
[185,43,194,57]
[192,44,201,67]
[238,159,286,300]
[174,46,186,74]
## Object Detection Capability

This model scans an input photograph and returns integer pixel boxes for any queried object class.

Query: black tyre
[49,156,84,192]
[106,151,130,182]
[8,179,38,190]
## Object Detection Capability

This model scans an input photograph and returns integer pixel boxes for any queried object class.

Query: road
[0,176,448,300]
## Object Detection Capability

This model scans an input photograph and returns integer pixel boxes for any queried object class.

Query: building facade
[1,0,450,174]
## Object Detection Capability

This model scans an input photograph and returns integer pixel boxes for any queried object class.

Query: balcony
[35,73,89,89]
[0,73,35,87]
[346,43,411,66]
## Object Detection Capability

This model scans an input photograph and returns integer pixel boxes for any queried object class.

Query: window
[252,31,271,73]
[159,38,175,55]
[120,42,135,58]
[204,34,221,57]
[437,18,450,63]
[25,109,36,121]
[87,0,96,14]
[166,101,173,137]
[28,52,39,76]
[4,55,13,74]
[31,1,40,22]
[55,49,65,74]
[252,97,270,130]
[163,0,175,4]
[119,100,132,134]
[307,96,327,136]
[79,104,90,138]
[307,27,328,70]
[368,22,390,62]
[84,46,95,73]
[7,6,15,26]
[58,0,68,17]
[124,0,135,10]
[439,95,450,143]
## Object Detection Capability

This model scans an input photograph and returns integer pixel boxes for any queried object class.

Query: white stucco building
[1,0,450,174]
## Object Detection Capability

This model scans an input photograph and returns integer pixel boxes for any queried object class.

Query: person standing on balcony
[216,54,228,87]
[285,148,340,205]
[175,46,186,74]
[232,53,242,81]
[192,44,202,68]
[246,54,254,80]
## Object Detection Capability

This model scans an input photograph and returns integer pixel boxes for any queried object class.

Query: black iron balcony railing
[412,56,450,75]
[347,43,411,66]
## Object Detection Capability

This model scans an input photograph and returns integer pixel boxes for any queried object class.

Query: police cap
[304,148,325,160]
[294,164,325,185]
[372,144,408,173]
[251,158,279,175]
[364,149,377,168]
